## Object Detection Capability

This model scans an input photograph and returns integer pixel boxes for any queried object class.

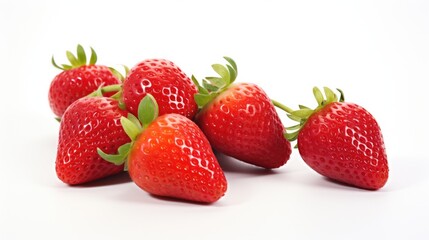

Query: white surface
[1,0,428,239]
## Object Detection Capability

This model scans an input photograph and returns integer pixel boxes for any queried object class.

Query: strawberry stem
[87,84,122,97]
[271,99,294,114]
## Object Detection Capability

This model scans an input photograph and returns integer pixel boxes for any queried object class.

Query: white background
[1,0,428,239]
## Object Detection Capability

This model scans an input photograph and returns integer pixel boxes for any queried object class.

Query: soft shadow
[149,194,215,206]
[215,152,276,176]
[303,157,429,192]
[306,176,376,192]
[73,172,132,188]
[321,177,372,191]
[113,187,229,207]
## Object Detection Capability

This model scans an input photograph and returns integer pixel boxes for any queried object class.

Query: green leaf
[226,64,237,83]
[286,124,301,131]
[89,47,97,65]
[109,66,129,82]
[299,105,311,109]
[285,130,299,142]
[98,148,124,164]
[66,51,79,67]
[76,44,86,65]
[205,76,225,88]
[337,88,345,102]
[324,87,337,103]
[97,143,131,166]
[287,114,302,122]
[195,93,215,109]
[127,113,142,131]
[121,116,141,141]
[212,64,230,84]
[61,64,72,70]
[110,90,123,101]
[313,87,324,106]
[138,94,159,128]
[92,85,103,97]
[51,56,64,70]
[198,84,209,94]
[202,79,220,92]
[191,75,200,87]
[291,109,313,119]
[223,56,237,73]
[123,65,130,76]
[118,101,126,110]
[192,75,208,94]
[109,67,124,81]
[118,143,131,156]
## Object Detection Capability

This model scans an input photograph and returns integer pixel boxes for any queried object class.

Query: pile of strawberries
[49,45,389,203]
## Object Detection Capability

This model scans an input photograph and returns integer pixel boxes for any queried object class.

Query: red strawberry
[99,95,227,203]
[282,87,389,190]
[56,96,129,185]
[122,59,198,119]
[192,57,291,169]
[49,45,122,117]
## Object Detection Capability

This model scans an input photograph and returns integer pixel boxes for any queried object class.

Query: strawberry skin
[128,114,227,203]
[297,102,388,190]
[49,45,122,117]
[122,59,198,119]
[56,97,129,185]
[49,65,121,117]
[196,83,292,169]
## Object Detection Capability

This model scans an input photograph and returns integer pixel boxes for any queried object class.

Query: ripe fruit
[282,87,389,190]
[49,45,122,117]
[192,57,291,169]
[99,95,227,203]
[122,59,198,119]
[56,97,129,185]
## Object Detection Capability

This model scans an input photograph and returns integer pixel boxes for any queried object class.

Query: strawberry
[122,59,198,119]
[192,57,291,169]
[280,87,389,190]
[49,45,122,118]
[56,96,130,185]
[99,95,227,203]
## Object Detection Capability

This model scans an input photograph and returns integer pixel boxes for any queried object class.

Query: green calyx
[52,44,97,70]
[87,84,122,97]
[273,87,345,142]
[87,65,130,110]
[109,65,130,82]
[192,56,238,109]
[97,94,159,170]
[86,83,126,109]
[86,65,129,108]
